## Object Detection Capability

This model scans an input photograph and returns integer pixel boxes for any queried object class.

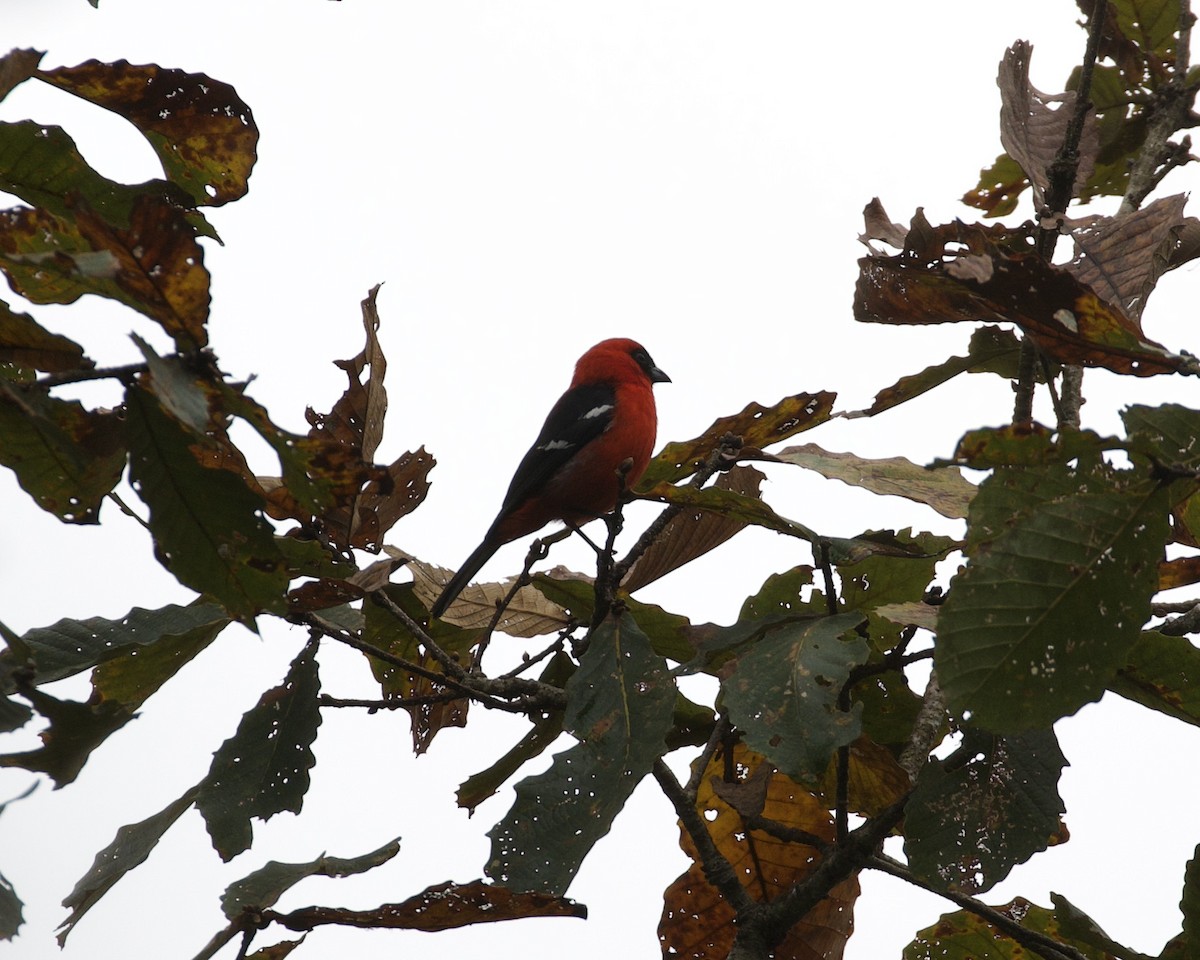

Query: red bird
[431,338,670,618]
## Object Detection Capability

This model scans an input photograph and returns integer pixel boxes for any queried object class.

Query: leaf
[0,383,124,523]
[398,547,573,635]
[0,49,43,103]
[0,687,135,786]
[1161,842,1200,959]
[854,213,1193,376]
[995,41,1098,212]
[640,481,819,543]
[12,601,228,685]
[1052,892,1150,960]
[37,59,258,206]
[125,384,288,620]
[0,870,21,942]
[1123,403,1200,472]
[963,152,1030,218]
[196,643,322,861]
[221,838,402,919]
[265,880,585,932]
[722,612,868,782]
[1108,631,1200,727]
[0,195,211,350]
[641,391,836,487]
[659,742,859,960]
[456,652,573,813]
[904,897,1113,960]
[951,422,1115,471]
[1067,195,1200,321]
[844,325,1024,418]
[936,464,1169,732]
[360,583,471,754]
[813,735,911,818]
[58,785,200,945]
[0,300,89,372]
[624,465,766,592]
[486,612,674,894]
[776,444,976,519]
[904,727,1067,894]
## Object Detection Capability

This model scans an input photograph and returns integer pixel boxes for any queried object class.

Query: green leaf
[456,652,573,814]
[220,837,402,919]
[0,687,135,786]
[196,643,321,861]
[0,197,210,350]
[722,611,869,782]
[1108,630,1200,727]
[486,612,674,894]
[848,326,1025,418]
[58,785,199,945]
[0,871,21,942]
[12,601,228,685]
[936,465,1169,732]
[904,727,1066,894]
[125,384,288,620]
[1052,892,1150,960]
[951,423,1115,472]
[37,59,258,207]
[1124,403,1200,472]
[0,384,125,523]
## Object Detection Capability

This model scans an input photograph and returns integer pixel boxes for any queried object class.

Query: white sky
[3,2,1199,958]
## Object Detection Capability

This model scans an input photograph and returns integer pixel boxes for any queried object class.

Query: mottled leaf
[855,213,1192,376]
[38,59,257,206]
[641,391,836,487]
[904,727,1067,894]
[487,612,674,894]
[0,49,43,102]
[196,644,321,861]
[905,897,1112,960]
[641,481,819,542]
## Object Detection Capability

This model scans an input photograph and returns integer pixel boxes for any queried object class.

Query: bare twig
[34,361,147,389]
[898,670,948,783]
[869,854,1090,960]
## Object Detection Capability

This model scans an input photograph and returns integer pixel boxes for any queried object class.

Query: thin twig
[869,854,1090,960]
[684,713,730,802]
[34,361,148,389]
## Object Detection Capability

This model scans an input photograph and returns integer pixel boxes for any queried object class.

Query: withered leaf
[37,59,257,206]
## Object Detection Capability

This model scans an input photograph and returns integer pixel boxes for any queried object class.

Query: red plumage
[430,338,670,618]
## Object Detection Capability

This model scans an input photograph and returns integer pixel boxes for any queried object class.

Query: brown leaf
[1158,556,1200,592]
[855,215,1191,376]
[814,736,911,818]
[0,49,43,102]
[775,443,976,519]
[1067,194,1200,320]
[625,465,766,592]
[390,547,572,637]
[858,197,909,250]
[642,391,836,487]
[270,880,586,933]
[37,59,257,206]
[306,287,434,550]
[659,743,859,959]
[997,41,1098,212]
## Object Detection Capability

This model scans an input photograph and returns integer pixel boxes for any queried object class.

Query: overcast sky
[4,2,1199,959]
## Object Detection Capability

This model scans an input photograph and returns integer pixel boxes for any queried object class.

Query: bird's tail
[429,536,502,618]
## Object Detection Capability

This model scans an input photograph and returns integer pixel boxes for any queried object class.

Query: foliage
[3,3,1200,958]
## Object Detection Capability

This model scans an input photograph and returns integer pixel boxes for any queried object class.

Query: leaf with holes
[486,613,674,894]
[904,727,1067,894]
[196,644,321,861]
[722,612,868,782]
[936,464,1169,731]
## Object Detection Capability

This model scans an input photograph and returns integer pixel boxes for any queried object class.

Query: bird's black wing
[498,381,615,513]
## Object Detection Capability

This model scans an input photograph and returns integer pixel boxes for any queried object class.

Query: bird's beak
[650,365,671,384]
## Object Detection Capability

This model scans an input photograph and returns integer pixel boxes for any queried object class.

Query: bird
[430,337,670,618]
